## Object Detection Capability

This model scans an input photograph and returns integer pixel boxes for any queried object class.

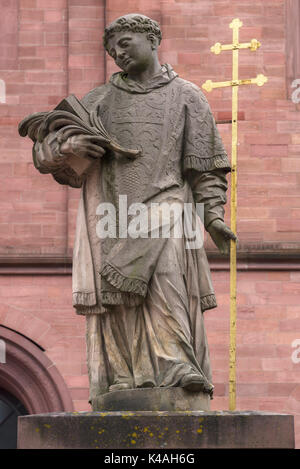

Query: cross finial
[230,18,243,30]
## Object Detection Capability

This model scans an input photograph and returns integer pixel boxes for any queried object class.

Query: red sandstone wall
[1,0,299,255]
[0,0,300,448]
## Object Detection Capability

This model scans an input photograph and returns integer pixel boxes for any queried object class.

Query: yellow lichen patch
[43,424,51,429]
[197,428,203,434]
[35,428,40,432]
[149,433,154,437]
[198,417,204,423]
[143,427,149,432]
[90,426,94,430]
[121,412,134,419]
[131,440,136,444]
[132,432,137,438]
[175,430,180,434]
[98,429,105,434]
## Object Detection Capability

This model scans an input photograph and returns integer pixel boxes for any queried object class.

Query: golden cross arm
[202,73,268,92]
[211,39,261,55]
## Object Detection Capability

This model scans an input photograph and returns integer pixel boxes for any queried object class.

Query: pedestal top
[18,410,295,449]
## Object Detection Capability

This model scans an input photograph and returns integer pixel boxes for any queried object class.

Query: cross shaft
[202,18,267,412]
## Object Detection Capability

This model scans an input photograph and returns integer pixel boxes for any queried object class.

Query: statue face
[107,31,156,74]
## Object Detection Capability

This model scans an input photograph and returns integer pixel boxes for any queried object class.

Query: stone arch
[0,326,74,414]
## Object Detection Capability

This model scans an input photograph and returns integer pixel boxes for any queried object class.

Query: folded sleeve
[187,168,229,230]
[183,86,231,174]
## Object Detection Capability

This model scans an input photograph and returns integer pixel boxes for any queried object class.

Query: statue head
[103,14,162,75]
[103,14,162,52]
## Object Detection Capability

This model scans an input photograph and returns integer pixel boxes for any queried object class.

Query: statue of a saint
[19,14,236,409]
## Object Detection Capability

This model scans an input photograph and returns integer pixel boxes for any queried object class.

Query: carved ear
[147,33,159,50]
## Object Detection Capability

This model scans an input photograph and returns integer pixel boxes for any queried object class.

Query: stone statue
[19,14,236,411]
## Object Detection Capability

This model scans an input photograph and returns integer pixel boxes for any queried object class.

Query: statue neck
[127,57,162,84]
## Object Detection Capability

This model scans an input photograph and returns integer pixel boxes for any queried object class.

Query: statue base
[92,387,210,412]
[18,411,294,449]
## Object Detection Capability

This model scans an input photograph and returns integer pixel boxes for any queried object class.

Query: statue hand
[207,219,237,255]
[60,134,107,159]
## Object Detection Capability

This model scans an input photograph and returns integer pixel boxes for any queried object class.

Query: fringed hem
[73,292,144,315]
[100,263,148,297]
[75,304,106,315]
[101,291,144,307]
[73,291,97,308]
[200,293,217,312]
[184,153,231,173]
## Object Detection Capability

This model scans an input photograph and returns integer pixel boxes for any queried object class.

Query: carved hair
[103,14,162,51]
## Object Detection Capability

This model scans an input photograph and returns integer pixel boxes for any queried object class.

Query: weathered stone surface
[18,411,295,449]
[18,14,232,407]
[92,388,210,412]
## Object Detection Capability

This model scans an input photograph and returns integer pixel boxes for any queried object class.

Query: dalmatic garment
[33,65,231,402]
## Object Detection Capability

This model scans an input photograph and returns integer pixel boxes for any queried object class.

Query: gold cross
[202,18,268,412]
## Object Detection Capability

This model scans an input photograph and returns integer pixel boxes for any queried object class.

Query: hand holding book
[60,134,107,160]
[19,94,141,177]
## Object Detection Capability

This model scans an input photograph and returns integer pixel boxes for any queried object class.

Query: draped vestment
[33,65,231,401]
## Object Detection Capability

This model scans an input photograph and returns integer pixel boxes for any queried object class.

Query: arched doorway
[0,389,28,449]
[0,326,74,448]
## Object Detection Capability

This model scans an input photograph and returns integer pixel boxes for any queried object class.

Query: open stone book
[19,94,141,176]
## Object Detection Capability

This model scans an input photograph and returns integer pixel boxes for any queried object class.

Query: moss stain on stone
[121,412,135,419]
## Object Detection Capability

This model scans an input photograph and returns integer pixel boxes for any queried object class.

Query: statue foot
[109,382,131,392]
[137,380,155,388]
[180,374,208,392]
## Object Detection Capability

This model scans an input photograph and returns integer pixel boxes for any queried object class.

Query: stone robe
[33,64,231,403]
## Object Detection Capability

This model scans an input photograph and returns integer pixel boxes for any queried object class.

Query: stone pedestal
[18,411,295,449]
[92,388,210,412]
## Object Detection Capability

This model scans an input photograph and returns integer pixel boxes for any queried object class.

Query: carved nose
[116,49,126,60]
